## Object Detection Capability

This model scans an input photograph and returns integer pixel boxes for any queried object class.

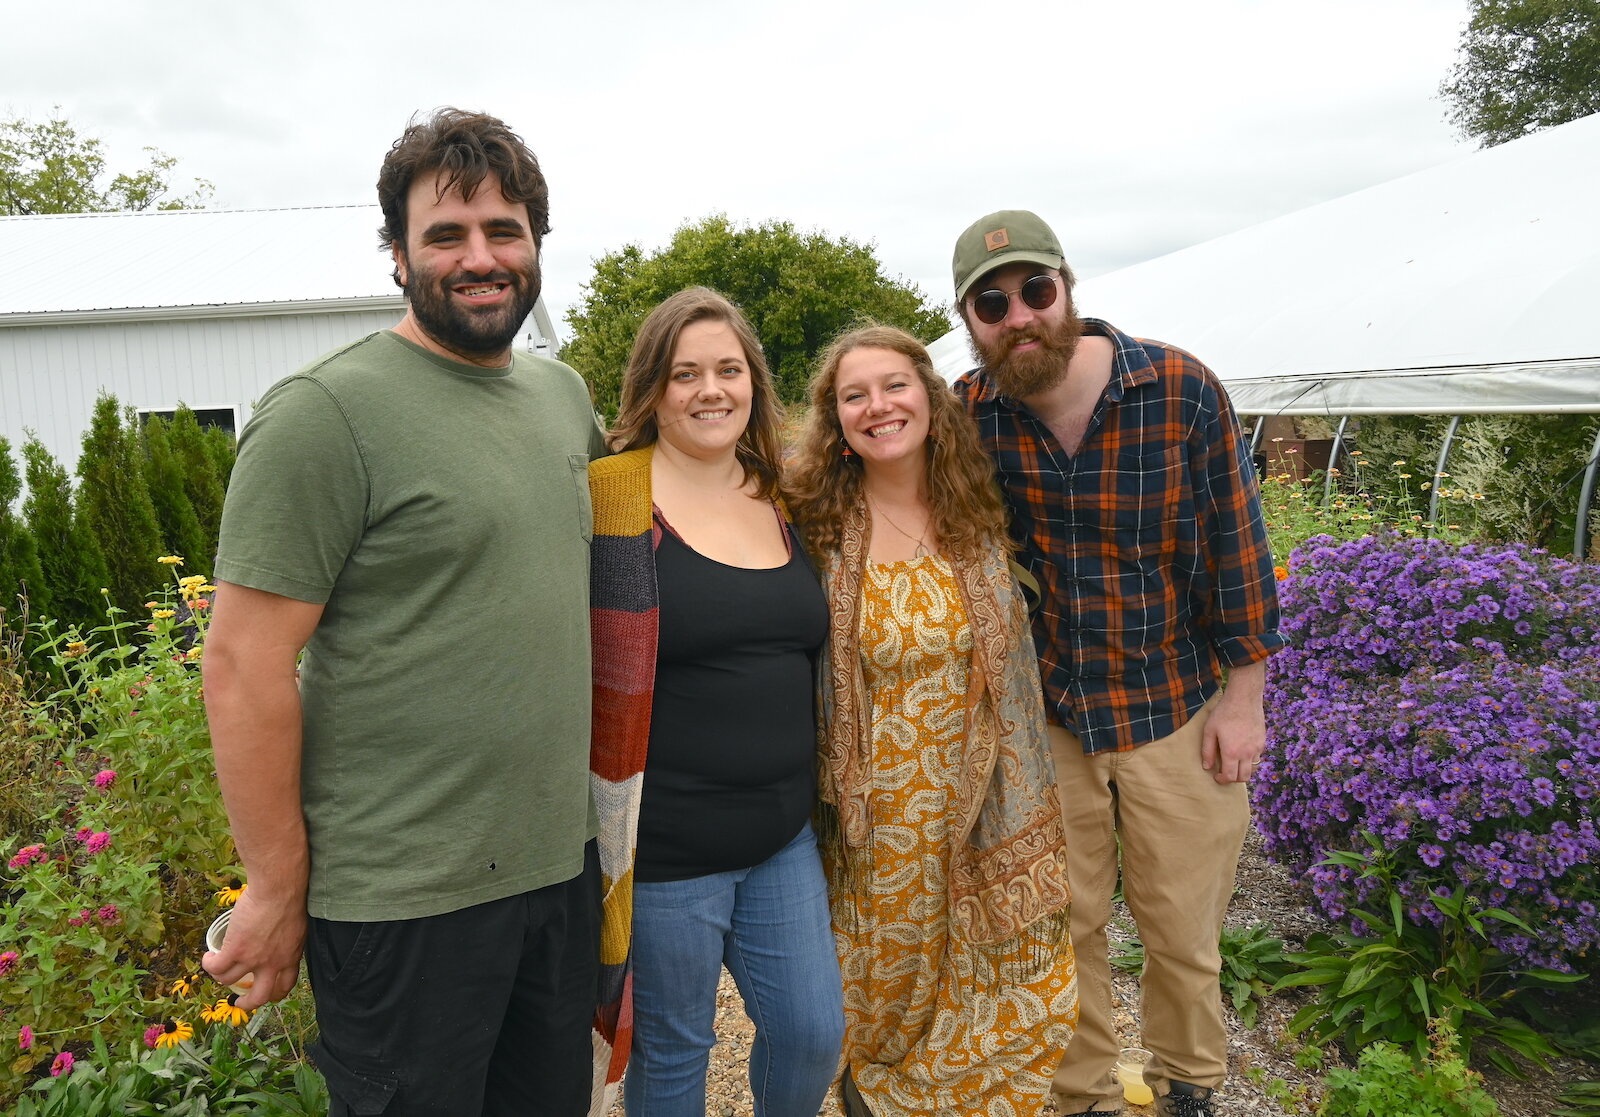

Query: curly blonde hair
[785,324,1011,561]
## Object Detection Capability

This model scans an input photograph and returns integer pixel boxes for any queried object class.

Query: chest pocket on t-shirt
[570,454,594,542]
[1112,445,1183,557]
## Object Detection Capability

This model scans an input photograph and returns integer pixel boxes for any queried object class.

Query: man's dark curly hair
[376,108,551,287]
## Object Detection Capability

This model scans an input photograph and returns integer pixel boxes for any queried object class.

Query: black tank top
[635,512,827,882]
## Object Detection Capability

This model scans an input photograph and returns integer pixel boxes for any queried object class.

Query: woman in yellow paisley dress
[788,325,1077,1117]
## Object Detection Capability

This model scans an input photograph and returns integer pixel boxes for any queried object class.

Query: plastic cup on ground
[205,910,256,995]
[1116,1047,1154,1106]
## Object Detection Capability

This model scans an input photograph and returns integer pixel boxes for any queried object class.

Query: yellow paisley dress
[835,555,1075,1117]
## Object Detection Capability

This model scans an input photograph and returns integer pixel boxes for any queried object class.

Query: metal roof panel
[0,205,398,314]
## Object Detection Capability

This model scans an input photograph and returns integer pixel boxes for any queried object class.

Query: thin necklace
[868,498,934,558]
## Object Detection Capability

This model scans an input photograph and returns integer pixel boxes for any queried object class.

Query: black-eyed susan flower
[202,995,251,1026]
[171,972,198,997]
[154,1019,193,1048]
[215,880,245,907]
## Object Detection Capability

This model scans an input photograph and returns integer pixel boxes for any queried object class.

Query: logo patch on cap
[984,229,1010,252]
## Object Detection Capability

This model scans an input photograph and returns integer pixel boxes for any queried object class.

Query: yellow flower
[171,973,195,997]
[152,609,176,620]
[178,575,207,588]
[1391,460,1407,466]
[202,995,251,1026]
[158,555,185,565]
[215,880,245,907]
[65,641,89,658]
[155,1019,193,1048]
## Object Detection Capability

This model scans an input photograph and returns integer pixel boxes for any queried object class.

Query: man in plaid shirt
[949,211,1284,1117]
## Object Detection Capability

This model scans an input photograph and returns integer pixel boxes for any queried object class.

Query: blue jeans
[625,822,844,1117]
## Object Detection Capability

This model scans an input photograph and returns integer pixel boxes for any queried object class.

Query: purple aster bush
[1256,533,1600,974]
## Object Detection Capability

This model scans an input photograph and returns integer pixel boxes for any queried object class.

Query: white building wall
[1,308,402,474]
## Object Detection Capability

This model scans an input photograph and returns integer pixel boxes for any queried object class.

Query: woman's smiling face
[653,318,753,461]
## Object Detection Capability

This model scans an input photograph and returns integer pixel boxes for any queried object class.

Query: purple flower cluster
[1256,534,1600,973]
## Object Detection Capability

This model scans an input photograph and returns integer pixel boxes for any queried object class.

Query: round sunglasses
[969,274,1058,325]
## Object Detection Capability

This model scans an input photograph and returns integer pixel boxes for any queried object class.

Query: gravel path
[614,827,1583,1116]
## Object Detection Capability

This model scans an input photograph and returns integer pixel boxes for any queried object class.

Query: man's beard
[403,256,541,360]
[969,301,1083,399]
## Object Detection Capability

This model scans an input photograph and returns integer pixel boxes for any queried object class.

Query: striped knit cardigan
[587,447,658,1115]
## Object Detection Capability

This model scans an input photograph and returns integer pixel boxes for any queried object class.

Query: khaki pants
[1048,697,1249,1113]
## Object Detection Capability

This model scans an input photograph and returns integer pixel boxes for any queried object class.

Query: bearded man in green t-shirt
[202,108,606,1117]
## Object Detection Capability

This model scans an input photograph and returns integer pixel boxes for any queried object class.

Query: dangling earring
[840,437,854,458]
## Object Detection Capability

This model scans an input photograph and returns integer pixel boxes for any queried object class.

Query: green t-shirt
[215,331,606,921]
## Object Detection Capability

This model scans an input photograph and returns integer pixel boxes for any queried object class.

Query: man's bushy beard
[969,299,1084,400]
[403,255,541,360]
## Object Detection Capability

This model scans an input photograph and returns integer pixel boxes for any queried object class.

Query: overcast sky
[7,0,1473,333]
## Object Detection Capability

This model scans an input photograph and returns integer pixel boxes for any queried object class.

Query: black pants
[306,841,601,1116]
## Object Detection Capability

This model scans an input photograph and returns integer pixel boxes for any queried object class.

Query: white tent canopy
[933,113,1600,417]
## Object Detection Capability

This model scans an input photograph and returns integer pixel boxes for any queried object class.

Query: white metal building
[0,205,560,473]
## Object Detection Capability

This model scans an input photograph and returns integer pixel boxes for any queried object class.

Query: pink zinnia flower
[50,1050,75,1076]
[8,844,46,870]
[0,951,19,976]
[84,832,111,855]
[74,827,92,843]
[93,769,117,789]
[143,1023,164,1049]
[96,905,120,924]
[17,1025,32,1051]
[67,910,90,927]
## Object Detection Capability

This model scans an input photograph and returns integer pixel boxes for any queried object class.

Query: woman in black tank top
[589,289,843,1117]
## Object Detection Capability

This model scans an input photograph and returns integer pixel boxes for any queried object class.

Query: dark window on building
[137,406,238,435]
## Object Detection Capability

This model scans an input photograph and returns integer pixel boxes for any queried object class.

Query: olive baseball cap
[952,210,1065,302]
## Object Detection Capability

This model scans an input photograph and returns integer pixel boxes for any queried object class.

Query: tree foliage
[166,409,229,567]
[1440,0,1600,146]
[0,107,212,215]
[563,215,951,415]
[21,435,109,633]
[142,414,209,572]
[0,438,46,623]
[76,397,164,615]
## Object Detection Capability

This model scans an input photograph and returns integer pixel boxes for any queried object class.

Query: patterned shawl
[816,502,1071,947]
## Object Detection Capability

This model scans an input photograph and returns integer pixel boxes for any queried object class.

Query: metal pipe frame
[1324,416,1352,506]
[1576,423,1600,559]
[1427,416,1463,533]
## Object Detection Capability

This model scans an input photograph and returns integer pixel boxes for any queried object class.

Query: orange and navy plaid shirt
[953,319,1284,754]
